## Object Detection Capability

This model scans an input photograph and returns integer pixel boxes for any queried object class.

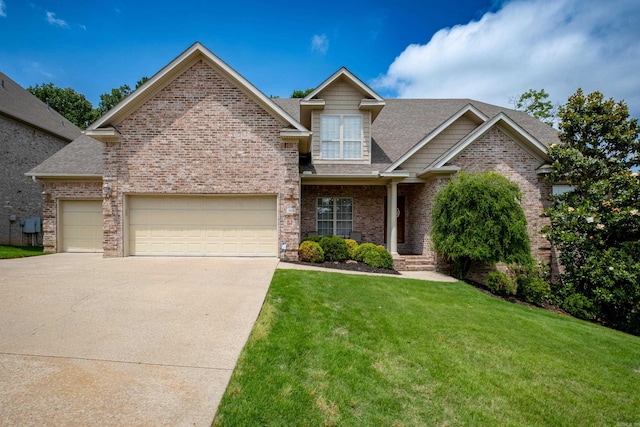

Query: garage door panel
[60,200,103,253]
[129,196,277,256]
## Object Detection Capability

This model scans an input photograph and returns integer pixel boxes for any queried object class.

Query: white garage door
[60,200,103,253]
[128,196,278,256]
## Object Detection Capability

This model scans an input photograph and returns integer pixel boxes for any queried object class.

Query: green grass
[0,245,45,259]
[214,270,640,426]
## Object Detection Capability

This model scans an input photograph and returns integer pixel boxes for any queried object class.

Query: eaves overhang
[26,173,103,180]
[417,166,461,179]
[84,127,121,143]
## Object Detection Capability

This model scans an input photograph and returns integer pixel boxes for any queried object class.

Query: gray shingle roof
[275,98,560,175]
[0,71,82,141]
[30,97,559,178]
[27,134,103,177]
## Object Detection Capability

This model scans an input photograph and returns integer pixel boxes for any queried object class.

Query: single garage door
[60,200,103,252]
[128,196,278,256]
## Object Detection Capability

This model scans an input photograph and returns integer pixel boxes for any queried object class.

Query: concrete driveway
[0,253,278,426]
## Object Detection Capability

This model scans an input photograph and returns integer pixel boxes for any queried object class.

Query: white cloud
[311,34,329,55]
[0,0,6,17]
[46,11,69,28]
[375,0,640,117]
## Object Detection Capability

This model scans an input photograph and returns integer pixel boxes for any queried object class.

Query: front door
[384,196,405,244]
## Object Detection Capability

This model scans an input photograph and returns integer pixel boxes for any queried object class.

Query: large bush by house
[545,89,640,335]
[298,241,325,263]
[431,171,533,279]
[352,243,379,262]
[319,235,350,262]
[362,246,394,269]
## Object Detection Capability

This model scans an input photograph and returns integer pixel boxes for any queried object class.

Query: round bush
[352,243,378,262]
[486,271,517,296]
[319,235,349,262]
[298,241,324,263]
[344,239,358,258]
[363,246,394,269]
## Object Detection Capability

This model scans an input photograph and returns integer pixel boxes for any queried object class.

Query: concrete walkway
[0,253,278,426]
[277,261,457,282]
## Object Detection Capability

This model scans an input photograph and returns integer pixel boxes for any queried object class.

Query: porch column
[387,181,399,255]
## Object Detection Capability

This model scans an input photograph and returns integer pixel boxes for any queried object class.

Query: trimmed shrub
[298,241,324,263]
[512,263,551,305]
[301,235,322,243]
[344,239,358,259]
[352,243,378,262]
[486,271,517,296]
[319,236,350,262]
[363,246,394,269]
[562,293,597,321]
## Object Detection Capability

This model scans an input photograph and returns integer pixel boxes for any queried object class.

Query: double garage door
[128,196,278,256]
[60,196,278,256]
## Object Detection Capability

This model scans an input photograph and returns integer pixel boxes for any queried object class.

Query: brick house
[27,42,559,268]
[0,72,81,245]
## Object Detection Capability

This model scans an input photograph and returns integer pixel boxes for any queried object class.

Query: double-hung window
[321,115,362,159]
[316,197,353,237]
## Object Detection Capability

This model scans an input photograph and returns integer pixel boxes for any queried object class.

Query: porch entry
[384,195,405,244]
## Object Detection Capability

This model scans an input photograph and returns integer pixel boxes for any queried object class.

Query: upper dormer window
[321,114,362,159]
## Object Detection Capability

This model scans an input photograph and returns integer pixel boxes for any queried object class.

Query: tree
[27,82,97,129]
[431,172,533,279]
[291,88,315,98]
[97,84,133,115]
[514,89,556,126]
[96,77,149,115]
[545,89,640,334]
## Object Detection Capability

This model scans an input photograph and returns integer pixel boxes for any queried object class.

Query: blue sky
[1,0,639,118]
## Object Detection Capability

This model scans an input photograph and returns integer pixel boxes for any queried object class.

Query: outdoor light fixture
[104,183,112,198]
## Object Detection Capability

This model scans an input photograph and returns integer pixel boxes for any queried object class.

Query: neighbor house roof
[0,71,81,141]
[27,134,103,178]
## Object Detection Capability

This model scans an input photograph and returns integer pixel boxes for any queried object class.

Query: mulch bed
[290,260,401,275]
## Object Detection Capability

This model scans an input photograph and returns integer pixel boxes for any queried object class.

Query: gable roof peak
[303,67,384,102]
[87,42,309,138]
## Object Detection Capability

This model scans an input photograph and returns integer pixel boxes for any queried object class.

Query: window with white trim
[321,115,363,159]
[316,197,353,237]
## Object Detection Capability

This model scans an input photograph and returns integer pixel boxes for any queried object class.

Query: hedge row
[298,236,393,270]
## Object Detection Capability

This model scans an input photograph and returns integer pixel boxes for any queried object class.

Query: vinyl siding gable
[399,113,480,174]
[311,78,371,165]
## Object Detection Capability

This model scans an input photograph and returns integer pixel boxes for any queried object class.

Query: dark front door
[384,196,405,244]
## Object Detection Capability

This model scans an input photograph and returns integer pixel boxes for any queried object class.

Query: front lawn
[0,245,45,259]
[214,270,640,426]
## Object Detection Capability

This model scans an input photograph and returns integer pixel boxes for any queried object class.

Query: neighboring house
[0,71,81,246]
[27,42,560,269]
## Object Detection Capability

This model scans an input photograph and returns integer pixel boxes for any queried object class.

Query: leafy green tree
[96,77,149,116]
[514,89,556,126]
[97,84,133,115]
[27,82,97,129]
[135,76,149,88]
[291,88,315,98]
[431,172,533,278]
[544,89,640,334]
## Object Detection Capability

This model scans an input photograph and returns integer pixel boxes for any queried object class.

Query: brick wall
[102,60,300,258]
[0,115,68,245]
[40,181,102,252]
